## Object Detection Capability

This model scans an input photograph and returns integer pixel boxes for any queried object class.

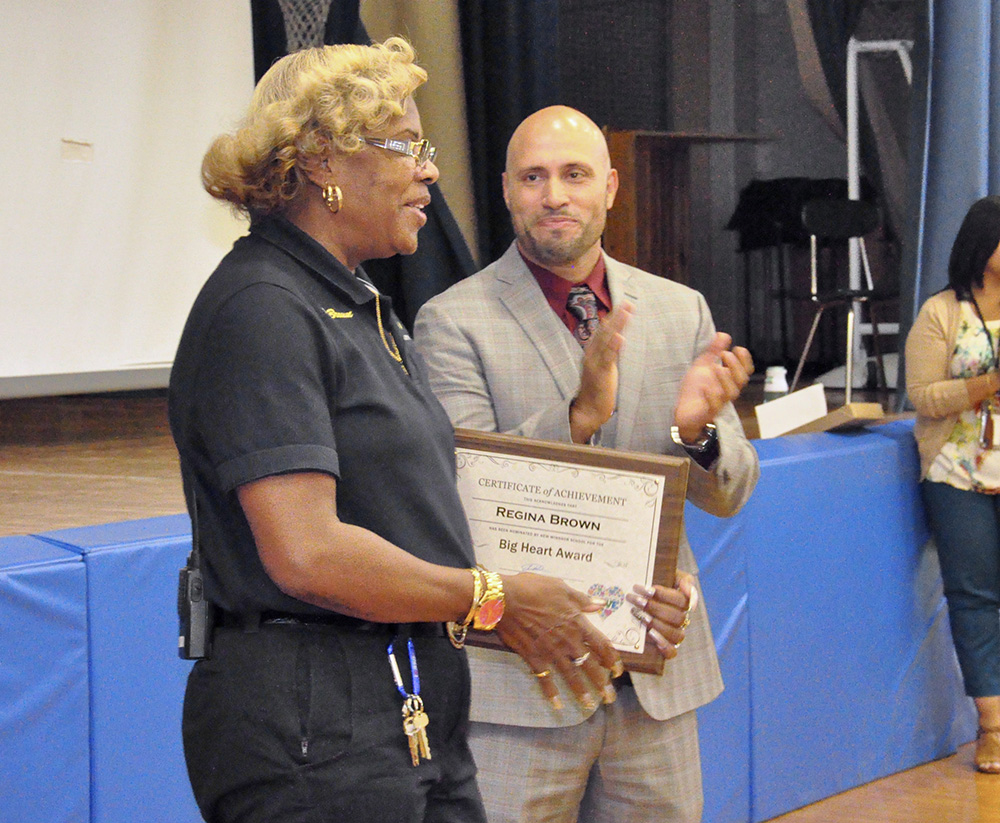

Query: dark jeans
[922,480,1000,697]
[183,622,486,823]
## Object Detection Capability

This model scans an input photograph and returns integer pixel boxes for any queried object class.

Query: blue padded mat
[688,505,752,823]
[40,515,200,823]
[0,535,89,823]
[744,422,975,820]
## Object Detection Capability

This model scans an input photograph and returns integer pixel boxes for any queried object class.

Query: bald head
[502,106,618,279]
[505,106,611,177]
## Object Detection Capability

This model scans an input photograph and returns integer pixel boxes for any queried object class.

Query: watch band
[472,567,505,630]
[671,422,717,453]
[447,565,506,649]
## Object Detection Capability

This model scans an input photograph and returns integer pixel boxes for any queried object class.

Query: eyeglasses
[362,137,438,167]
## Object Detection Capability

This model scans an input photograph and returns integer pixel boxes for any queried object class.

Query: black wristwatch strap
[671,422,717,453]
[671,423,719,469]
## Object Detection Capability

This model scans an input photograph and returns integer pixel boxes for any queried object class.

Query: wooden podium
[603,130,762,285]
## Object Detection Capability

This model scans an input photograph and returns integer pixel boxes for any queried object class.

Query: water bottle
[763,366,789,403]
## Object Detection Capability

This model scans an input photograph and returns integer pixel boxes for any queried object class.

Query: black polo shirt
[168,216,475,616]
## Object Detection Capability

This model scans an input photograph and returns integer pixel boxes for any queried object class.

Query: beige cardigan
[905,289,978,479]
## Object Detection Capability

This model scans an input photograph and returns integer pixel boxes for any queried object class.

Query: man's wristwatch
[670,422,718,453]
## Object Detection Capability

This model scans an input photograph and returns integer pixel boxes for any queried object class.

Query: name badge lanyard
[970,297,1000,449]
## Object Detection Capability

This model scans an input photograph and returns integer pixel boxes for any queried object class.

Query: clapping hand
[673,333,753,442]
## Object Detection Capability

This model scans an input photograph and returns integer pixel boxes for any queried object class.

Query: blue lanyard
[387,637,420,698]
[971,297,999,373]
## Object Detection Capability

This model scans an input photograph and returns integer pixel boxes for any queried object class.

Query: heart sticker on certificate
[588,584,625,618]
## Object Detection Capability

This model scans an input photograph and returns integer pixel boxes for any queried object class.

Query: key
[403,713,420,766]
[401,696,432,765]
[409,707,431,762]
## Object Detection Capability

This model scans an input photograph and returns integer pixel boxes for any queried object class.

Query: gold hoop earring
[322,183,343,214]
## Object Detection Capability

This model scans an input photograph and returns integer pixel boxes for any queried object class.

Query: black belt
[216,610,446,637]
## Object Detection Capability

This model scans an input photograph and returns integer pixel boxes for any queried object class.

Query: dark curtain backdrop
[251,0,365,77]
[458,0,561,265]
[805,1,866,119]
[857,5,919,250]
[897,3,931,406]
[557,1,672,133]
[250,0,477,331]
[804,0,902,238]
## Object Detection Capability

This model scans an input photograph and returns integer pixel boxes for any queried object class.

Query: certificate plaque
[453,428,689,675]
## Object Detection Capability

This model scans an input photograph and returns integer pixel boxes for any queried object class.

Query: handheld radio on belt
[178,489,213,660]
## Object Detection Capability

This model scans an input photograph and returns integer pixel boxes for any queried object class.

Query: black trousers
[183,622,486,823]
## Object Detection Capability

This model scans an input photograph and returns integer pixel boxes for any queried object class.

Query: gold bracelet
[461,566,484,626]
[447,567,484,649]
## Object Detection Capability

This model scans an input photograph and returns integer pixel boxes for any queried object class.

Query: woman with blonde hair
[170,38,621,822]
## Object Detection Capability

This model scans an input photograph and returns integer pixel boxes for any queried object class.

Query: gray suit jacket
[414,242,759,726]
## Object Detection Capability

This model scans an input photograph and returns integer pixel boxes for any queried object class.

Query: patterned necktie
[566,285,600,346]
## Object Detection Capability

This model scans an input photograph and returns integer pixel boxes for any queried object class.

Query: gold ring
[571,651,591,667]
[680,611,692,630]
[533,669,551,679]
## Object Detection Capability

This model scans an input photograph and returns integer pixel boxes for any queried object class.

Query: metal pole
[844,36,914,390]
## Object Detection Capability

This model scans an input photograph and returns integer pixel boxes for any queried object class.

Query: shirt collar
[519,249,612,310]
[251,215,376,306]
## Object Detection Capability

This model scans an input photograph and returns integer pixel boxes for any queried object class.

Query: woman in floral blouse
[907,195,1000,773]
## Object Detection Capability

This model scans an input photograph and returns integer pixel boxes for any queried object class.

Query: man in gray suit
[413,106,759,823]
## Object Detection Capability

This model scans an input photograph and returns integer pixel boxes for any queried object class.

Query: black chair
[788,198,888,403]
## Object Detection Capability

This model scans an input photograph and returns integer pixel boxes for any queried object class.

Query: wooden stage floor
[2,387,999,821]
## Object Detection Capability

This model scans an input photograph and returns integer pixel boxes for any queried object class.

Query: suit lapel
[606,257,645,449]
[494,244,583,400]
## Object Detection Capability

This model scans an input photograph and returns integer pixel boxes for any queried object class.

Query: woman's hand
[624,571,699,659]
[966,371,1000,408]
[496,573,623,711]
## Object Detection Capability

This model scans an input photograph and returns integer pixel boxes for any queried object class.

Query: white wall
[0,2,253,397]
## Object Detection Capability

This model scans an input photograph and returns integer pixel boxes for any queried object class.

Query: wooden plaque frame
[453,428,690,675]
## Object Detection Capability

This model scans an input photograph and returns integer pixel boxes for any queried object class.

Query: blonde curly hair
[202,36,427,219]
